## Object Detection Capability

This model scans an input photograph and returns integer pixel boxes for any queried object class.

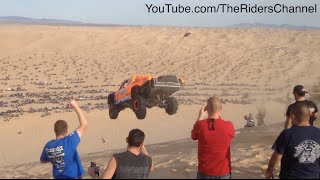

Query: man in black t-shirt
[284,85,318,129]
[266,104,320,179]
[88,129,154,179]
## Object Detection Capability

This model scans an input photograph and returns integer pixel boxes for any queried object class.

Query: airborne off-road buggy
[107,75,182,119]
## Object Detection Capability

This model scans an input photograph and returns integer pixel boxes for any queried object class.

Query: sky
[0,0,319,27]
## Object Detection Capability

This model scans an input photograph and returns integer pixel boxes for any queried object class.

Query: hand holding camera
[197,106,207,121]
[88,162,100,178]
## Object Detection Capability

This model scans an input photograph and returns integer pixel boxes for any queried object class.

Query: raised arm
[191,122,200,140]
[314,112,318,120]
[141,145,155,172]
[192,106,206,140]
[70,100,88,138]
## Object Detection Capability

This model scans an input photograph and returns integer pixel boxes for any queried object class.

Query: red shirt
[191,118,234,176]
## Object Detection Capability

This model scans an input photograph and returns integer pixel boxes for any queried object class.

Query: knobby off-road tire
[132,96,147,119]
[165,97,178,115]
[108,93,115,104]
[109,105,119,119]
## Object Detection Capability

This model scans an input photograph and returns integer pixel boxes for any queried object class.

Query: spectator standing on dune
[40,100,88,179]
[244,113,255,128]
[266,104,320,179]
[89,129,154,179]
[191,96,235,179]
[284,85,318,129]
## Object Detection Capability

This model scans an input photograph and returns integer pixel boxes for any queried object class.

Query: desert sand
[0,24,319,178]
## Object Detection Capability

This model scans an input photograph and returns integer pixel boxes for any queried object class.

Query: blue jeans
[197,172,231,179]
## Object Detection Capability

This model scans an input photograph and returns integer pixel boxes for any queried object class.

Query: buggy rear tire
[166,97,178,115]
[109,105,119,119]
[132,96,147,119]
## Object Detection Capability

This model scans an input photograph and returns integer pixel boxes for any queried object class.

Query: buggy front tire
[109,105,119,119]
[132,96,147,120]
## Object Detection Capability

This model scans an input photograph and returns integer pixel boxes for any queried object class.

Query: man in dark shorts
[191,96,235,179]
[89,129,154,179]
[40,100,88,179]
[284,85,318,129]
[266,104,320,179]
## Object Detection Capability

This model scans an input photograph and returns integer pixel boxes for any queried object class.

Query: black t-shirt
[272,125,320,179]
[112,151,152,179]
[286,100,318,125]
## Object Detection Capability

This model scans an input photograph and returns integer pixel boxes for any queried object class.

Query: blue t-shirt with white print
[40,131,84,179]
[272,125,320,179]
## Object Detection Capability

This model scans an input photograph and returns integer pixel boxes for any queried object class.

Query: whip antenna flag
[157,32,191,72]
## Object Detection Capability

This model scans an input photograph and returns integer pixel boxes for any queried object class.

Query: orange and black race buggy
[107,75,183,119]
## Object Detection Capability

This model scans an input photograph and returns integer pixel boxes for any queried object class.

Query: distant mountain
[0,16,122,26]
[1,17,319,29]
[231,23,320,30]
[0,16,86,25]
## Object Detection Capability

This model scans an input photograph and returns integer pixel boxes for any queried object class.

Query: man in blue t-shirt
[266,103,320,179]
[40,100,88,179]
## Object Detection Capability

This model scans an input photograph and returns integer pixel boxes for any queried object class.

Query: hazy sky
[0,0,319,27]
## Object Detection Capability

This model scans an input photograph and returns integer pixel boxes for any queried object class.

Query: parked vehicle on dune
[107,75,183,119]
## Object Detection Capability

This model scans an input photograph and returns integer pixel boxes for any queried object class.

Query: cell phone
[90,162,97,167]
[90,162,100,177]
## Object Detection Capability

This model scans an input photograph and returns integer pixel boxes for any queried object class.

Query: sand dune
[0,24,319,178]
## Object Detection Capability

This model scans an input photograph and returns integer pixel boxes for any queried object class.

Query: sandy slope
[0,25,319,178]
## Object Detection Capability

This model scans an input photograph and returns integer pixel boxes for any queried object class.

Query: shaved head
[207,96,222,114]
[291,104,310,122]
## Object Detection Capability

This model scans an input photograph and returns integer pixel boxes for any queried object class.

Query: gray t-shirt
[112,151,152,179]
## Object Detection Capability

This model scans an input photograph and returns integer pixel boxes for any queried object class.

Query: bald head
[207,96,222,115]
[291,104,310,123]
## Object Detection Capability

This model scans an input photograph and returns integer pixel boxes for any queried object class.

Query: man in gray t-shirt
[89,129,154,179]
